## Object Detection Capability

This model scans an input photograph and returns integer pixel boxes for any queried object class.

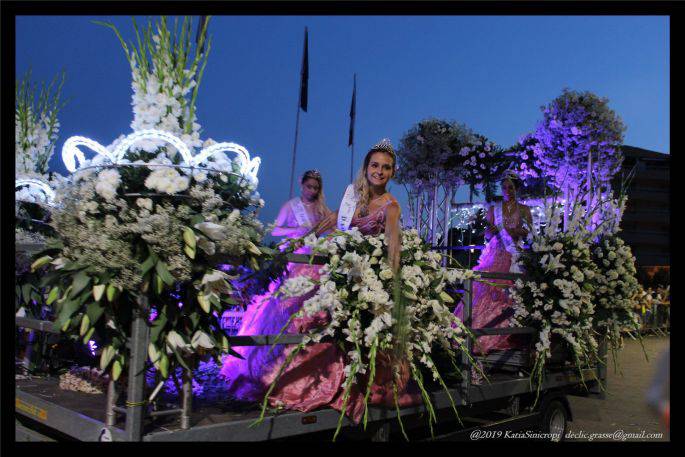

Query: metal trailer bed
[15,248,607,442]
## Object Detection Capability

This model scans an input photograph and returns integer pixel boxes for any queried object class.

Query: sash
[337,184,358,231]
[493,201,523,274]
[291,198,313,228]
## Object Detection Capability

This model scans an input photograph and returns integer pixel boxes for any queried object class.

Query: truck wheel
[540,399,568,442]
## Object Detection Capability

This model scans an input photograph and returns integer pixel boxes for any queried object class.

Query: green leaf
[148,343,161,364]
[112,358,123,381]
[197,293,211,313]
[184,245,196,259]
[171,346,191,371]
[92,284,106,302]
[183,226,197,249]
[159,352,169,379]
[79,314,90,337]
[54,299,81,330]
[46,287,61,305]
[21,283,33,305]
[100,345,116,370]
[69,271,91,299]
[155,261,175,286]
[139,255,156,276]
[106,284,117,302]
[30,255,53,272]
[155,274,164,295]
[39,270,60,288]
[150,311,168,343]
[85,301,105,326]
[82,327,95,344]
[189,311,200,330]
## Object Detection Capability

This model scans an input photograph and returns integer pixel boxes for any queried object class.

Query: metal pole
[181,369,193,429]
[350,143,355,184]
[430,184,438,246]
[461,278,473,405]
[442,185,452,267]
[596,335,607,400]
[106,379,120,426]
[124,298,150,441]
[467,189,473,267]
[288,105,302,199]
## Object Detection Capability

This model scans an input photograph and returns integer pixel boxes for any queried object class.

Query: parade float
[15,16,657,443]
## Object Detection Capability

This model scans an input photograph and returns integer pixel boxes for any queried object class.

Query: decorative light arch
[61,130,260,181]
[15,178,56,205]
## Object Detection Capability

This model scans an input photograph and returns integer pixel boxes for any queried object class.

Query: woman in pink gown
[454,174,533,355]
[220,170,331,400]
[226,140,421,423]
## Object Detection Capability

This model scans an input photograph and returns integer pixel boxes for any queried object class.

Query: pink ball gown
[453,202,525,354]
[222,200,420,423]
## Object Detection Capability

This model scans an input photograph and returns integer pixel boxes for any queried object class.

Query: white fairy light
[193,142,261,181]
[15,178,56,205]
[61,129,261,181]
[112,129,193,165]
[62,136,115,172]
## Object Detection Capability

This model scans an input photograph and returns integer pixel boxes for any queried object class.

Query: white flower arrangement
[257,228,481,439]
[510,200,600,399]
[591,235,642,369]
[458,133,503,189]
[21,16,268,384]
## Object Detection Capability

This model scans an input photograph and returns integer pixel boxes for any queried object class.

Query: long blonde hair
[301,170,330,219]
[353,141,396,213]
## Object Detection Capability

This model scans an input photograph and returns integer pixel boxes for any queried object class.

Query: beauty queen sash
[291,198,313,228]
[337,184,358,231]
[493,201,523,274]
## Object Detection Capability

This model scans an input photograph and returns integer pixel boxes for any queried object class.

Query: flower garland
[256,228,480,440]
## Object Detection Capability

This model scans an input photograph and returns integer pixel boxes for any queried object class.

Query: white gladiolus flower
[194,222,227,241]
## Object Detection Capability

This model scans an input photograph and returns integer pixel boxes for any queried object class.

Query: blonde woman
[262,139,420,424]
[272,169,331,240]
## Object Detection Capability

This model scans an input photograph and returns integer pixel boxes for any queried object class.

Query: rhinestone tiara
[370,138,395,154]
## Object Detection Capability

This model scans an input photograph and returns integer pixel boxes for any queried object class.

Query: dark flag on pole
[348,74,357,146]
[196,16,209,54]
[299,27,309,112]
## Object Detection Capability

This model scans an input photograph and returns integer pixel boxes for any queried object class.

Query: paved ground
[566,334,669,442]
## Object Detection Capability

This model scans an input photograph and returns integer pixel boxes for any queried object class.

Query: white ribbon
[494,201,523,274]
[337,184,358,231]
[291,198,313,228]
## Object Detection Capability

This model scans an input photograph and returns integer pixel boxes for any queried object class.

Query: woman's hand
[313,211,338,236]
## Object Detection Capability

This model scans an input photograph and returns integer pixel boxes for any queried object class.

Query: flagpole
[348,73,357,184]
[289,27,308,199]
[350,142,355,183]
[289,99,302,199]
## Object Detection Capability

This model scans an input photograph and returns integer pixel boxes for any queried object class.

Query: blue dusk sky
[15,15,669,227]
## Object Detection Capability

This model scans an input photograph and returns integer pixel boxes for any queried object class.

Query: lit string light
[61,129,261,181]
[15,178,56,206]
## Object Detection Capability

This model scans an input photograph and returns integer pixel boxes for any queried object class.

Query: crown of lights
[15,178,56,206]
[61,129,261,181]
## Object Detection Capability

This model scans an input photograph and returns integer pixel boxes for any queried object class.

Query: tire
[539,399,568,442]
